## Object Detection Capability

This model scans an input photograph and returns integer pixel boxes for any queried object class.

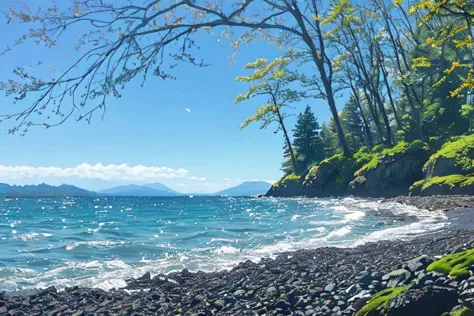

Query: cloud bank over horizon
[0,163,206,182]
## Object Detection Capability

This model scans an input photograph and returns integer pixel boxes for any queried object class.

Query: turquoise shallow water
[0,196,447,291]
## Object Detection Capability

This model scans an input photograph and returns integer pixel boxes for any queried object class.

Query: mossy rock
[442,307,474,316]
[355,286,409,316]
[350,141,429,197]
[427,248,474,279]
[266,173,303,197]
[302,154,358,197]
[410,174,474,196]
[355,140,428,176]
[423,134,474,178]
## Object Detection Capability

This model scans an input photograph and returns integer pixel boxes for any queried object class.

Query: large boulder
[423,135,474,179]
[356,286,458,316]
[382,286,458,316]
[350,141,429,197]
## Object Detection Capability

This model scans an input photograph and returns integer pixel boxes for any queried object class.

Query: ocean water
[0,196,448,291]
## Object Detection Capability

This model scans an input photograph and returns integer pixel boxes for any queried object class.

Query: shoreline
[2,196,474,315]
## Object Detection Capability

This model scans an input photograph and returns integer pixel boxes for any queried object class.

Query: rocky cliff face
[266,136,474,198]
[265,174,303,197]
[349,147,428,197]
[302,154,357,197]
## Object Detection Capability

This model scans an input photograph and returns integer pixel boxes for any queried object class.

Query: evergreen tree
[340,97,369,151]
[292,106,325,171]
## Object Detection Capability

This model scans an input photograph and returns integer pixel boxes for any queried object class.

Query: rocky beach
[2,198,474,316]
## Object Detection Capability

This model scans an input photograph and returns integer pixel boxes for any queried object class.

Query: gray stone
[274,300,290,310]
[233,290,245,297]
[405,255,431,272]
[266,286,278,297]
[356,272,373,286]
[345,284,359,296]
[324,283,336,292]
[382,269,411,284]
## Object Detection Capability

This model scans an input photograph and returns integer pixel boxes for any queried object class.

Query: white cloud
[0,163,206,182]
[185,108,191,113]
[224,178,231,182]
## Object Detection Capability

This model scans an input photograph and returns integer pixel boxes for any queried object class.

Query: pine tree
[320,120,340,157]
[340,97,369,151]
[292,106,325,171]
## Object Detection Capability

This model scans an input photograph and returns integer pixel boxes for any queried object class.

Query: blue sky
[0,1,343,193]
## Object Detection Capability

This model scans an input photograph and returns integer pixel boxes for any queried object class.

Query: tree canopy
[1,0,474,174]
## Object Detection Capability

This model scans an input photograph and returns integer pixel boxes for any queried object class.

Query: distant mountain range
[0,183,95,197]
[214,181,271,197]
[99,183,181,197]
[0,181,272,197]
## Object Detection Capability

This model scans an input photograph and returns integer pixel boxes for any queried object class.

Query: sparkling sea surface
[0,196,448,291]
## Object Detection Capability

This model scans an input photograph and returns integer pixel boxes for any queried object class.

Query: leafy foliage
[290,106,325,172]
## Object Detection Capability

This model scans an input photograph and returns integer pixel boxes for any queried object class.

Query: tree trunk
[289,2,351,156]
[275,106,298,173]
[377,47,402,129]
[350,82,374,146]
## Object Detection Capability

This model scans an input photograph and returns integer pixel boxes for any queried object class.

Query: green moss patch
[319,153,355,185]
[427,248,474,279]
[424,134,474,174]
[355,286,409,316]
[411,174,474,192]
[442,307,474,316]
[305,165,319,181]
[274,173,302,189]
[355,140,428,176]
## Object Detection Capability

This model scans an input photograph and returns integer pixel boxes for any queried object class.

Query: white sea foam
[213,246,240,254]
[342,211,365,223]
[66,241,125,251]
[326,225,352,238]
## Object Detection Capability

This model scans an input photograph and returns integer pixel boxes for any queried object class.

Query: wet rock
[233,290,245,297]
[266,286,278,298]
[404,255,431,272]
[382,269,411,287]
[356,272,373,286]
[345,284,360,296]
